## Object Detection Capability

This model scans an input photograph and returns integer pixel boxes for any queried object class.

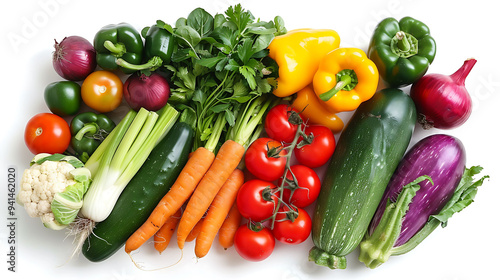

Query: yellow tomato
[81,70,123,113]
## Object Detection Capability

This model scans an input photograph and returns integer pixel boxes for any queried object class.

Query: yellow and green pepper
[268,28,341,98]
[313,47,379,113]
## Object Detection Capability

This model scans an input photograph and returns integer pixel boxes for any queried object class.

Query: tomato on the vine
[24,113,71,154]
[245,137,287,181]
[237,179,278,222]
[280,165,321,208]
[234,223,275,262]
[81,70,123,113]
[294,125,335,168]
[264,104,304,144]
[272,206,312,245]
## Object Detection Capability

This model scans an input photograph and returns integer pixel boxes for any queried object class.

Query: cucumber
[82,122,194,262]
[309,88,416,269]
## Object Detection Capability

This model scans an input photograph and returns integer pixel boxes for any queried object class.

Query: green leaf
[215,56,229,71]
[197,56,223,69]
[175,25,202,47]
[246,25,277,35]
[209,103,231,113]
[430,166,489,227]
[274,16,287,35]
[253,33,275,53]
[175,17,187,28]
[192,88,206,104]
[177,67,196,90]
[225,59,241,72]
[225,110,236,126]
[239,65,257,89]
[187,7,214,37]
[256,77,272,94]
[212,26,236,48]
[214,13,226,29]
[237,38,254,64]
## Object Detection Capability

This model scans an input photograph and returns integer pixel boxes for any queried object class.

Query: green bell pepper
[44,81,81,116]
[93,23,146,74]
[368,17,437,88]
[112,23,175,74]
[70,112,116,163]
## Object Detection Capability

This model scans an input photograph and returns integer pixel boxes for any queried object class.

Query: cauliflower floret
[17,153,92,230]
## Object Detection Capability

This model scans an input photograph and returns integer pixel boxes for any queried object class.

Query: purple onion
[123,73,170,111]
[52,36,97,81]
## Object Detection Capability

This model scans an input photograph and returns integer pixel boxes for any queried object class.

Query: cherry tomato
[24,113,71,154]
[245,137,287,181]
[234,223,275,262]
[280,165,321,208]
[294,125,335,168]
[237,179,278,222]
[272,206,312,245]
[264,104,304,144]
[81,70,123,113]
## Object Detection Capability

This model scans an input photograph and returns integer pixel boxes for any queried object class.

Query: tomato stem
[268,120,307,229]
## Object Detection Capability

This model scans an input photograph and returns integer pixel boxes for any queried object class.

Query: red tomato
[272,206,312,244]
[264,104,304,144]
[24,113,71,154]
[280,165,321,208]
[245,137,287,181]
[234,223,275,262]
[294,125,335,168]
[237,179,278,222]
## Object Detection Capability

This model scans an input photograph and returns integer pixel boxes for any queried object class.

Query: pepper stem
[391,31,418,58]
[319,69,358,101]
[116,56,163,72]
[396,31,411,52]
[103,40,126,57]
[75,123,99,141]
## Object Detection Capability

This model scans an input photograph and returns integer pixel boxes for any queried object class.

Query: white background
[1,0,499,279]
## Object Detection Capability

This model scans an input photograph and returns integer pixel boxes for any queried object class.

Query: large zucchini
[309,88,417,269]
[82,121,194,262]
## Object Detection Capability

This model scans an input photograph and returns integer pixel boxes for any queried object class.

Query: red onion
[53,36,97,81]
[410,58,476,129]
[123,72,170,111]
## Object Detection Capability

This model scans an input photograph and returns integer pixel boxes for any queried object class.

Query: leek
[81,105,179,222]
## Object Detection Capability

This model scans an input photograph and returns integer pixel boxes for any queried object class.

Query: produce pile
[19,4,489,270]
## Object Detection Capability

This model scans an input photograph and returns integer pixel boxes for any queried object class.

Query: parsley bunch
[153,4,286,151]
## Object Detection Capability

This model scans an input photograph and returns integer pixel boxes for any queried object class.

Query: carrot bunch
[125,96,276,259]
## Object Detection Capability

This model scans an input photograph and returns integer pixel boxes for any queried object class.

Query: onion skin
[410,59,476,129]
[368,134,466,247]
[123,73,170,111]
[53,36,97,81]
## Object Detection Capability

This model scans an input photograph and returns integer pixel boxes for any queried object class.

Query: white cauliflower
[18,153,91,230]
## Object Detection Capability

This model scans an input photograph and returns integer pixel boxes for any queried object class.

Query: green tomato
[44,81,82,116]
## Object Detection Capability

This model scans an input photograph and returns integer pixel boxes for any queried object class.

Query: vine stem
[267,113,308,229]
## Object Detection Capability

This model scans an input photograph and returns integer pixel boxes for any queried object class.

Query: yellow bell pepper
[292,84,344,133]
[313,47,379,112]
[268,28,341,98]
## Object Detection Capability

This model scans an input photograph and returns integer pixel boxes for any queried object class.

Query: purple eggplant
[358,134,488,268]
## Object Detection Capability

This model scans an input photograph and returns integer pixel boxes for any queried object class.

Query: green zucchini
[82,121,194,262]
[309,88,416,269]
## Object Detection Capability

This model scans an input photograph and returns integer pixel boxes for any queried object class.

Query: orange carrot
[153,209,182,254]
[185,218,204,242]
[218,201,242,250]
[177,140,245,249]
[125,147,215,253]
[195,169,245,258]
